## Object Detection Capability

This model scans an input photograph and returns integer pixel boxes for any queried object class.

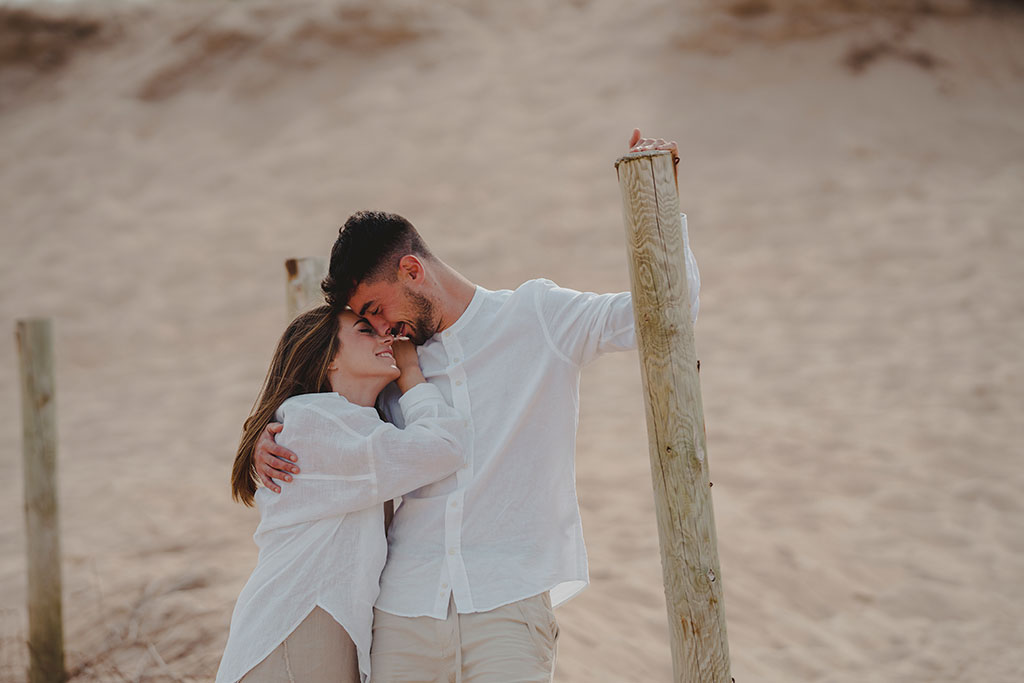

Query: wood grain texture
[285,257,327,320]
[16,318,66,683]
[615,151,731,682]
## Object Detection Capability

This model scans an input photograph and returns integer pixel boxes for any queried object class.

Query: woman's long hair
[231,305,340,506]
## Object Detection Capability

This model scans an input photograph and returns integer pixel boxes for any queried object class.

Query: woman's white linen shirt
[216,384,468,683]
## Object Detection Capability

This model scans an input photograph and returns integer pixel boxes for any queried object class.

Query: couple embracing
[216,131,700,682]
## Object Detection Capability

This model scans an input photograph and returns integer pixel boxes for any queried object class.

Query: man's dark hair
[321,210,433,309]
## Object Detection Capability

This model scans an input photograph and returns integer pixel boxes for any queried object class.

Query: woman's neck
[330,376,389,408]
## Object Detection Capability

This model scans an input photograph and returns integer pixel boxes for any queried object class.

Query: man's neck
[432,261,477,333]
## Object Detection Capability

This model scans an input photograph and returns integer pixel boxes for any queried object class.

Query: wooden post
[615,150,731,682]
[16,318,66,683]
[285,257,326,320]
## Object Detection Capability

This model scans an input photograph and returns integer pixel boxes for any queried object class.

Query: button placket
[434,561,453,613]
[439,328,474,612]
[443,331,473,482]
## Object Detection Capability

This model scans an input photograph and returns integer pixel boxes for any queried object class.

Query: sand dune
[1,0,1022,680]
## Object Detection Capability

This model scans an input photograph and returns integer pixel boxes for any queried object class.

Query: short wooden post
[16,318,66,683]
[615,150,731,682]
[285,257,327,319]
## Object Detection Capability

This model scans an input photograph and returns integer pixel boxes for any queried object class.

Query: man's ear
[397,255,425,284]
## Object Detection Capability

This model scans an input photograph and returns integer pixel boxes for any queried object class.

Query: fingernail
[285,475,292,482]
[292,466,299,473]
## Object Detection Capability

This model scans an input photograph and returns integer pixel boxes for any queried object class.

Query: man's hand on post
[254,422,299,494]
[628,128,680,187]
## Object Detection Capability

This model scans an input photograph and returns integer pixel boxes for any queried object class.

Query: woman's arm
[256,385,467,530]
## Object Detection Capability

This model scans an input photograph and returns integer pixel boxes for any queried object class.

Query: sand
[1,0,1022,680]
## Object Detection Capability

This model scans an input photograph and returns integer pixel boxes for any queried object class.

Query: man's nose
[370,318,392,337]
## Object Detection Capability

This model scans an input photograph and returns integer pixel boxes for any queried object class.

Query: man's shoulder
[493,278,563,305]
[515,277,561,292]
[474,279,562,319]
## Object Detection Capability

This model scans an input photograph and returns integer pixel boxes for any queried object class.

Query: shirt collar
[434,285,486,340]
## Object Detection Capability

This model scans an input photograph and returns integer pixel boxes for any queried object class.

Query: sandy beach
[1,0,1023,680]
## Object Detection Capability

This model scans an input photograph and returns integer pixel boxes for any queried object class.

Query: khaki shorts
[241,606,359,683]
[371,592,559,682]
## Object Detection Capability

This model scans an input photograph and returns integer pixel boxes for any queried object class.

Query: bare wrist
[397,371,425,394]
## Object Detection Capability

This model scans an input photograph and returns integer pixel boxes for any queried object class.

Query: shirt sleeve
[535,214,700,367]
[257,385,467,530]
[534,280,636,367]
[681,213,701,323]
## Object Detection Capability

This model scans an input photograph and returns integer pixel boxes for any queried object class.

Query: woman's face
[330,310,400,385]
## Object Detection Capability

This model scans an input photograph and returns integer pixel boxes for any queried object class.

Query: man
[253,130,698,681]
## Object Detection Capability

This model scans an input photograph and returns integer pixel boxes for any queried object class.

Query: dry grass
[843,37,943,72]
[0,7,101,71]
[717,0,975,15]
[1,568,221,682]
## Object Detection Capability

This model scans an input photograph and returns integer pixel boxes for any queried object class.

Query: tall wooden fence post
[615,150,731,682]
[285,257,327,320]
[16,318,66,683]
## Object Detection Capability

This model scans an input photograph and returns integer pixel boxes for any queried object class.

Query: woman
[216,305,468,683]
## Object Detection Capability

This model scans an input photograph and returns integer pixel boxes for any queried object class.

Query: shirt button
[448,548,456,556]
[452,357,460,364]
[455,380,463,386]
[441,582,448,589]
[451,501,458,508]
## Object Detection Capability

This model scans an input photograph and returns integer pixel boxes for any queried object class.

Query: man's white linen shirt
[216,384,469,683]
[376,214,700,619]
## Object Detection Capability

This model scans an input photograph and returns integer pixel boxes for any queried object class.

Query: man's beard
[401,287,439,346]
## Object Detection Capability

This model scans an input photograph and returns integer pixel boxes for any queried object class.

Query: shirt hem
[374,578,589,619]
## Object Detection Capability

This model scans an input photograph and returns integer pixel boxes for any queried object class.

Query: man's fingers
[257,470,282,494]
[257,459,292,483]
[262,451,298,475]
[268,442,299,466]
[630,137,665,152]
[629,134,679,161]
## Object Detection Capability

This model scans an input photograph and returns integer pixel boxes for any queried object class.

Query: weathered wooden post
[615,150,731,682]
[16,318,66,683]
[285,257,326,319]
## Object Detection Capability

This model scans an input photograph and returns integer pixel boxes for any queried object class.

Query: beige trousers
[370,592,559,683]
[241,606,360,683]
